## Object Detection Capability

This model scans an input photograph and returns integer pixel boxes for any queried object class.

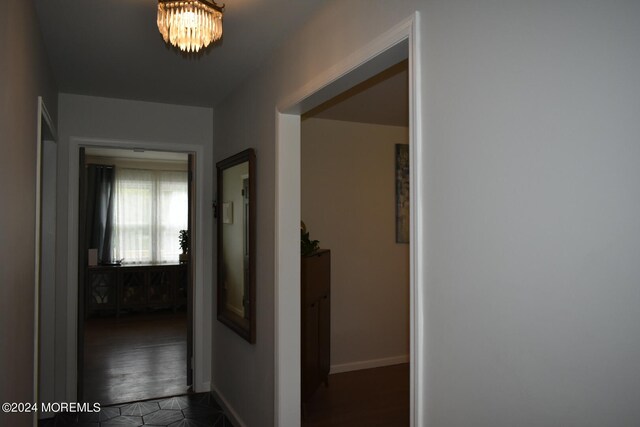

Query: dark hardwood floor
[83,310,189,405]
[302,363,410,427]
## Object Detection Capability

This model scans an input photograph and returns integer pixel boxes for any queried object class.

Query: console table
[86,263,187,317]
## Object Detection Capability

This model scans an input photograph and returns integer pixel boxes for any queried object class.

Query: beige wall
[301,118,409,371]
[0,0,58,425]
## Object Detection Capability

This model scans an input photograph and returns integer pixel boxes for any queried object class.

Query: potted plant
[179,229,189,263]
[301,222,319,257]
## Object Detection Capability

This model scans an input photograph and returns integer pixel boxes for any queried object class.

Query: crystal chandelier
[157,0,224,53]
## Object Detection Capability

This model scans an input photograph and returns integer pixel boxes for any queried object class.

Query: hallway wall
[0,1,58,425]
[214,1,640,426]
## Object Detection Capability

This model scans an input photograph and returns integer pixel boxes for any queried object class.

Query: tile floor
[41,393,233,427]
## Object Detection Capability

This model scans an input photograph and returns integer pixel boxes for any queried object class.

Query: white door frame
[274,12,425,427]
[65,136,211,400]
[34,96,57,426]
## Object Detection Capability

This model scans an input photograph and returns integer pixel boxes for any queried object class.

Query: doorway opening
[77,147,194,405]
[275,13,424,426]
[300,60,410,426]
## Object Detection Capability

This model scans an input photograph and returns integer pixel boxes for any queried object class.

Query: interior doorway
[300,60,410,426]
[275,13,423,426]
[77,147,194,405]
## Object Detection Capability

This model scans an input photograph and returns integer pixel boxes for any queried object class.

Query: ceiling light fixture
[157,0,224,53]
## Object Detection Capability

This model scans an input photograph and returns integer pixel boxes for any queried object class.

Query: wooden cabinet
[87,269,118,313]
[86,263,187,317]
[120,268,146,309]
[301,249,331,405]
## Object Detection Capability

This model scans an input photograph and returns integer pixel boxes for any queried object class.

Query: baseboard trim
[211,384,247,427]
[330,355,409,375]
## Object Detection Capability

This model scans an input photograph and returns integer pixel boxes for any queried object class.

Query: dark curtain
[86,164,115,264]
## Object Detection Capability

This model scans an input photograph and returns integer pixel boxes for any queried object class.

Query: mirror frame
[216,148,256,343]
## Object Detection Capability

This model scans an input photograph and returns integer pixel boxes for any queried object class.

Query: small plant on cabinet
[179,229,189,262]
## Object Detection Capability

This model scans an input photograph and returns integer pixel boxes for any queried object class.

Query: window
[112,168,188,264]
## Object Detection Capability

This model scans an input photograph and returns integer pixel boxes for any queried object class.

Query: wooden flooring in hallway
[83,310,189,405]
[303,363,410,427]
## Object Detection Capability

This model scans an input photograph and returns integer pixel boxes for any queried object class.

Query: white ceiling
[306,60,408,127]
[34,0,407,126]
[34,0,326,108]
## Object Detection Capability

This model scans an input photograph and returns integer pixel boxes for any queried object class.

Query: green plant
[179,229,189,254]
[301,222,319,256]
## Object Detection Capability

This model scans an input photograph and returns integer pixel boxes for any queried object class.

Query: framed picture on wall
[395,144,409,243]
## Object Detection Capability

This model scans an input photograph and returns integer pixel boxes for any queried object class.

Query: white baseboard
[330,355,409,375]
[211,384,247,427]
[194,379,211,394]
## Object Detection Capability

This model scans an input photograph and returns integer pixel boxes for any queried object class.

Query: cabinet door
[87,270,117,311]
[174,264,188,308]
[120,269,146,307]
[302,301,320,402]
[149,268,172,306]
[318,293,331,383]
[302,250,330,304]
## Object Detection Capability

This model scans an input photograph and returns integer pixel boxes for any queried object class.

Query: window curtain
[86,164,115,264]
[112,168,188,264]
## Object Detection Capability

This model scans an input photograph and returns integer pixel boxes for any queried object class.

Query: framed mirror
[216,148,256,343]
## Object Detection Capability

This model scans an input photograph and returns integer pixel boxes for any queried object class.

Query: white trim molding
[407,11,426,427]
[275,11,425,427]
[274,112,302,427]
[34,96,58,427]
[211,384,247,427]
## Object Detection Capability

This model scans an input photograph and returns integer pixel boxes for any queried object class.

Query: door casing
[34,96,57,426]
[64,137,211,401]
[274,12,425,427]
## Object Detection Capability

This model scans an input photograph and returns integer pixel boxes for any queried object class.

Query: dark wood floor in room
[83,310,189,405]
[302,363,410,427]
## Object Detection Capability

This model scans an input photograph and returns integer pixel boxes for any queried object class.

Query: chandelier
[157,0,224,53]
